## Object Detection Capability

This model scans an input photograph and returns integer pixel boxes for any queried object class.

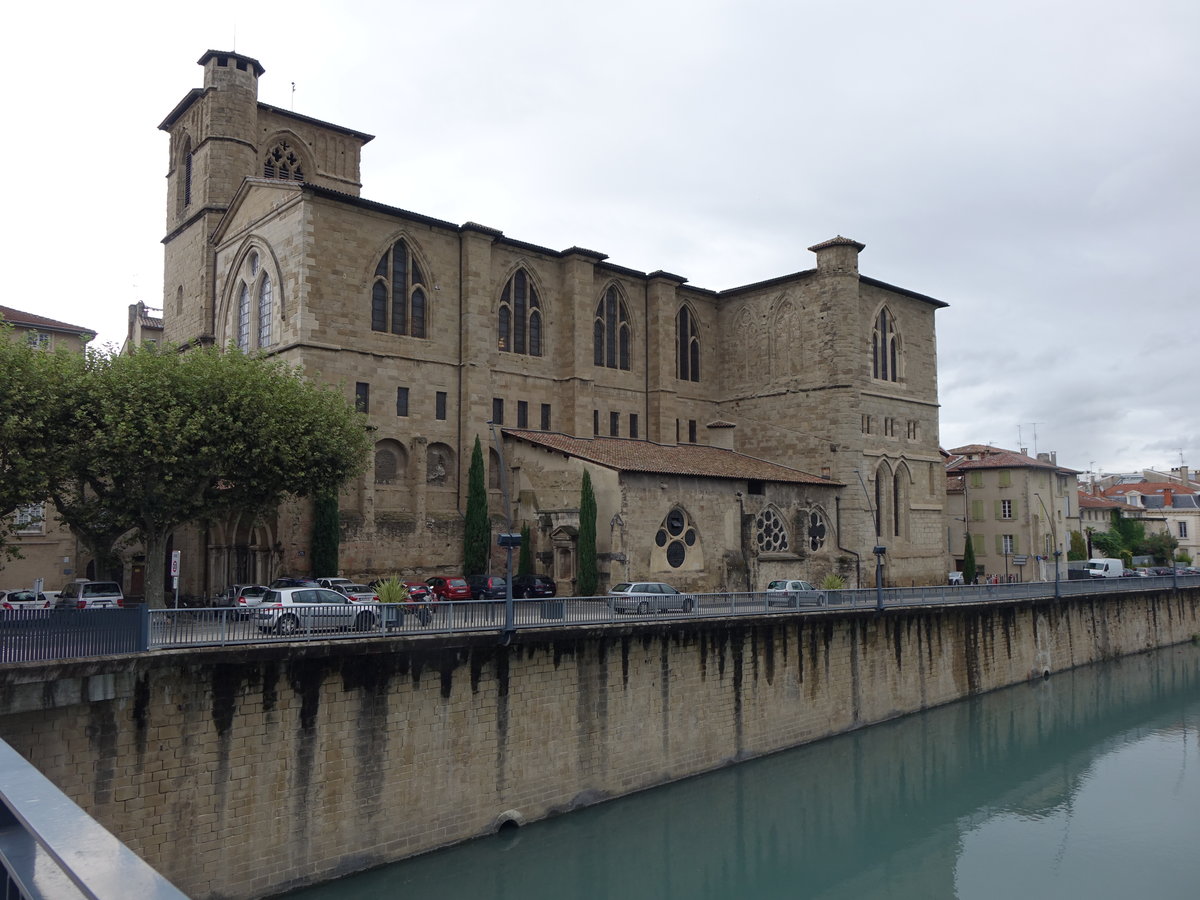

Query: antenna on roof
[291,81,296,111]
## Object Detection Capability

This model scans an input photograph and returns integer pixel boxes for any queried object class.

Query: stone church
[159,50,948,595]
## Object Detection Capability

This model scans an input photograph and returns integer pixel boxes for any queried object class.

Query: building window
[396,387,409,417]
[688,420,697,443]
[355,383,370,414]
[540,403,551,431]
[656,507,698,569]
[862,415,872,435]
[969,471,983,489]
[435,391,447,421]
[593,410,599,435]
[998,470,1012,488]
[1002,534,1015,555]
[25,332,49,350]
[492,398,504,425]
[594,285,631,370]
[517,400,528,429]
[677,305,700,382]
[906,419,918,440]
[884,417,895,437]
[755,507,789,553]
[232,250,275,351]
[629,413,639,439]
[747,480,765,496]
[872,306,899,382]
[14,503,43,534]
[497,269,543,356]
[808,511,828,551]
[263,141,304,181]
[1001,499,1013,519]
[1180,521,1189,539]
[610,412,619,436]
[371,239,428,338]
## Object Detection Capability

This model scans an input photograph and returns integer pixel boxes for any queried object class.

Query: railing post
[138,603,151,652]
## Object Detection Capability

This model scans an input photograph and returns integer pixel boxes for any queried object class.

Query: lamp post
[1034,491,1061,596]
[854,468,885,611]
[487,421,517,641]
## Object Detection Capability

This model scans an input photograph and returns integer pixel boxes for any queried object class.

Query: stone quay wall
[0,588,1197,899]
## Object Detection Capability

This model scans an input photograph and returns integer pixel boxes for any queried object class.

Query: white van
[1084,558,1125,578]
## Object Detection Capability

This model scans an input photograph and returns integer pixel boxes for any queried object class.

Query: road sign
[1013,555,1028,566]
[170,550,181,577]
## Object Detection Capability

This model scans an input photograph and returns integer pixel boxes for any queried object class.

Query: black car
[511,574,557,598]
[269,576,320,589]
[466,575,508,601]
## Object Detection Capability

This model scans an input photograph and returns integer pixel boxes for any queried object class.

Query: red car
[425,576,472,601]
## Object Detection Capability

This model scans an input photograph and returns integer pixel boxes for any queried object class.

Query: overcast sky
[7,0,1197,477]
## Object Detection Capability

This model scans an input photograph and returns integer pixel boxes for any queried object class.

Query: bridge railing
[0,737,188,900]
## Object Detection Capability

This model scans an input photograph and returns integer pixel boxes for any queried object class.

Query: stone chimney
[807,235,864,275]
[706,420,736,451]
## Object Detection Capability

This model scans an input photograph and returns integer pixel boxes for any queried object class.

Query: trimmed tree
[517,523,533,576]
[463,436,490,576]
[962,534,977,585]
[53,344,370,607]
[576,469,598,596]
[1067,530,1088,561]
[311,489,341,578]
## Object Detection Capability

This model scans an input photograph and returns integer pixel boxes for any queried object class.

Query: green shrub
[820,573,846,590]
[374,576,410,604]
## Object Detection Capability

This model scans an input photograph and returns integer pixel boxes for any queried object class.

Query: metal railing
[0,737,188,900]
[1,575,1196,660]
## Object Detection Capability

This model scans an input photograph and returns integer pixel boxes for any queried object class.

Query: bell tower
[159,51,265,346]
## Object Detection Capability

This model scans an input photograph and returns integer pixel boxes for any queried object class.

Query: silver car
[254,587,380,635]
[54,580,124,610]
[608,582,695,614]
[765,579,827,607]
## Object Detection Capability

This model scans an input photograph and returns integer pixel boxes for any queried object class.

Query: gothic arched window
[263,141,304,181]
[371,239,429,338]
[594,285,631,371]
[872,307,899,382]
[677,305,700,382]
[497,269,543,356]
[232,250,276,352]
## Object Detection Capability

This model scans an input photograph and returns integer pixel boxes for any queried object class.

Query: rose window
[755,508,789,553]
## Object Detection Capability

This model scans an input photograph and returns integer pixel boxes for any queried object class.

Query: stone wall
[3,590,1195,899]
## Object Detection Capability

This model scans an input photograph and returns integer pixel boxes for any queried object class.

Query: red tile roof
[504,430,838,485]
[0,305,95,337]
[1103,482,1196,498]
[946,444,1079,474]
[1078,491,1136,510]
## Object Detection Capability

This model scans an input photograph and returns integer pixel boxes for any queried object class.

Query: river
[283,641,1200,899]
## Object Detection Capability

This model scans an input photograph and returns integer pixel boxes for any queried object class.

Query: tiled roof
[504,430,838,485]
[945,444,1079,475]
[1078,491,1135,510]
[1104,482,1197,497]
[0,305,95,337]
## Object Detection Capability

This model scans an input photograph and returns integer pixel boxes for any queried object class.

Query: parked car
[333,583,381,603]
[1,589,50,610]
[54,580,124,610]
[511,574,557,598]
[608,582,695,614]
[217,584,269,617]
[253,587,379,635]
[426,576,472,601]
[765,579,827,607]
[466,575,508,601]
[270,577,320,589]
[317,577,355,590]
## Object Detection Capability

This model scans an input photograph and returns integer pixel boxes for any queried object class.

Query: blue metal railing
[1,575,1196,660]
[0,738,188,900]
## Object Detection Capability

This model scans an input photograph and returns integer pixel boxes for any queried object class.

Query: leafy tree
[57,345,369,606]
[1067,530,1088,561]
[311,489,340,577]
[0,327,82,560]
[1091,509,1146,565]
[463,436,490,576]
[517,523,533,576]
[1140,531,1179,566]
[962,534,977,585]
[576,469,598,596]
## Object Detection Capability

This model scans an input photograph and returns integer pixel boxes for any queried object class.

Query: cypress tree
[463,436,490,576]
[311,490,340,577]
[518,523,533,576]
[577,469,598,596]
[962,533,977,585]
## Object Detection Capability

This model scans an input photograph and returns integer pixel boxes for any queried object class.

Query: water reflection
[284,644,1200,900]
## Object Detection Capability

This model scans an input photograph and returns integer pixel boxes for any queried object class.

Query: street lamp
[854,468,885,610]
[487,421,517,641]
[1034,492,1061,598]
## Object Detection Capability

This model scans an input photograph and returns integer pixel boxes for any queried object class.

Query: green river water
[284,641,1200,900]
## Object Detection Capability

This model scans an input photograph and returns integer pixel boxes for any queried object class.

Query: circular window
[666,542,686,568]
[655,529,667,547]
[684,528,696,546]
[666,508,685,536]
[755,508,789,553]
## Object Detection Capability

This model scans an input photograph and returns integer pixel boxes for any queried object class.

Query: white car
[608,582,695,614]
[765,579,826,607]
[254,586,380,635]
[1,589,51,611]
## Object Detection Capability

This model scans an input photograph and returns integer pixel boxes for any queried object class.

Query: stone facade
[1,589,1197,898]
[159,50,949,595]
